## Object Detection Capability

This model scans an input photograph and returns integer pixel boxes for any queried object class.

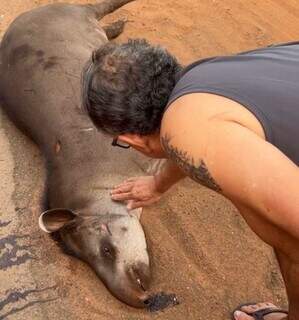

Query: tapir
[0,0,152,308]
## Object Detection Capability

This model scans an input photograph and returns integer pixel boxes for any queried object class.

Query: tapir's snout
[126,262,151,306]
[127,262,151,292]
[100,261,151,308]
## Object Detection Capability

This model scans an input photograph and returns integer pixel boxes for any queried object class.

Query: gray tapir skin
[0,0,152,308]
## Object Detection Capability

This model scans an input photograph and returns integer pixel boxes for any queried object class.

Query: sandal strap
[249,308,288,320]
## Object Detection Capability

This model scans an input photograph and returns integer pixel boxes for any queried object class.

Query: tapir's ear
[39,208,76,233]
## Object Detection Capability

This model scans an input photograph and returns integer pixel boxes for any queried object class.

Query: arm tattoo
[161,133,222,192]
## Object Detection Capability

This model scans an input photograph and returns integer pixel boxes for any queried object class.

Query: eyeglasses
[111,137,131,149]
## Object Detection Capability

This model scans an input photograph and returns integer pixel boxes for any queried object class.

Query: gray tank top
[167,41,299,165]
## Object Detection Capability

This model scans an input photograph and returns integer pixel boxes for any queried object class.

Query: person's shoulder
[163,92,229,124]
[160,93,220,165]
[162,92,226,138]
[162,92,265,140]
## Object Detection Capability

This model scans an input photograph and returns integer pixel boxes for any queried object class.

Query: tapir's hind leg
[87,0,135,20]
[103,20,126,40]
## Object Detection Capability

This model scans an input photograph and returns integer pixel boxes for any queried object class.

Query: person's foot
[233,302,288,320]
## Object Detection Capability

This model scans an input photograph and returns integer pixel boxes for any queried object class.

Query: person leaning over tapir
[83,39,299,320]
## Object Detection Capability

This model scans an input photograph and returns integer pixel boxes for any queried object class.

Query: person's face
[112,132,166,159]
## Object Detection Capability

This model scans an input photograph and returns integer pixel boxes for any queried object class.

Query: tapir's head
[39,208,151,308]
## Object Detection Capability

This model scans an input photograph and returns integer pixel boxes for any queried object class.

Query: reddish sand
[1,0,296,319]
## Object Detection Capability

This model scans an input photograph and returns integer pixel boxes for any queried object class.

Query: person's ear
[118,134,146,148]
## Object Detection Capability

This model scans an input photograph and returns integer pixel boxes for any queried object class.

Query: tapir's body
[0,1,151,308]
[0,3,135,208]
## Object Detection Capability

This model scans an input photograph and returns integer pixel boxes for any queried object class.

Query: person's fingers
[125,177,138,183]
[111,192,134,201]
[126,200,134,208]
[113,180,134,190]
[111,184,133,195]
[114,178,137,188]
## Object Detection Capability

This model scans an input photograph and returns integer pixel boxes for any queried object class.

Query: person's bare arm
[154,159,186,192]
[161,116,299,253]
[111,159,186,209]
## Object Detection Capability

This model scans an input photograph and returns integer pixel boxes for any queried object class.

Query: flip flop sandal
[231,302,288,320]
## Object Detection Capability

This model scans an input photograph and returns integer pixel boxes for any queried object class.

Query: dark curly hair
[82,39,181,135]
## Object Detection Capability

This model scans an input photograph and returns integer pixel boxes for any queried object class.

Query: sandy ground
[1,0,298,319]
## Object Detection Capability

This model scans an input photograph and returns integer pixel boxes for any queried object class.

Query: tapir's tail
[88,0,135,20]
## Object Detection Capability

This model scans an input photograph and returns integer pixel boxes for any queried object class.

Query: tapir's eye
[100,238,116,261]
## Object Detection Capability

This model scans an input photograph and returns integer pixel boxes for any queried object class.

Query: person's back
[167,41,299,165]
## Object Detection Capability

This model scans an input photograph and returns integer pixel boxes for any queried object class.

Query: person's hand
[111,176,162,210]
